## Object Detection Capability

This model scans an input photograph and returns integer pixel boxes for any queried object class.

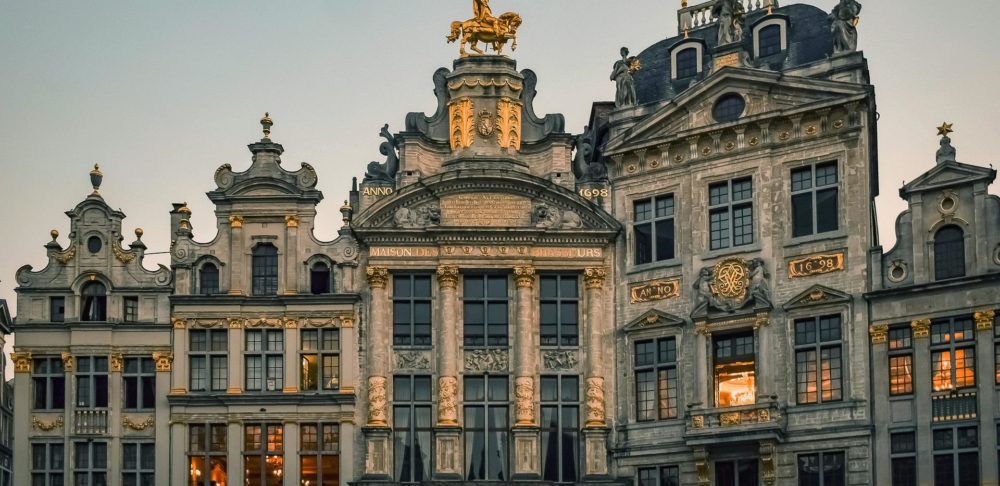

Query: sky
[1,0,999,371]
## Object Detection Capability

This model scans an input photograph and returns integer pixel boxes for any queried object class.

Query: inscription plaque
[440,193,532,227]
[368,245,603,260]
[630,278,681,304]
[788,252,845,278]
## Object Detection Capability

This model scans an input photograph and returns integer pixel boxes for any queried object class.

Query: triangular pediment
[605,69,868,155]
[623,309,687,333]
[901,160,997,197]
[783,285,851,311]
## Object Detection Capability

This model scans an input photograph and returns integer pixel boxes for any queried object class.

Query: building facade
[11,168,174,486]
[1,299,12,486]
[867,131,1000,485]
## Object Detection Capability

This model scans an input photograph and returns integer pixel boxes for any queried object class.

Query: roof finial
[89,164,104,197]
[260,112,273,140]
[681,0,688,7]
[936,122,956,164]
[936,122,954,138]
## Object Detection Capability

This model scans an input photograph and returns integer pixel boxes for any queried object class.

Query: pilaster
[227,322,244,394]
[228,215,245,295]
[512,265,540,479]
[284,215,299,294]
[911,318,933,482]
[436,266,460,427]
[171,318,188,394]
[283,322,299,393]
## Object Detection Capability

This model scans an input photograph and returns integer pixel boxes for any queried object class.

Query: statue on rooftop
[830,0,862,54]
[611,47,641,108]
[363,124,399,184]
[448,0,522,57]
[713,0,746,45]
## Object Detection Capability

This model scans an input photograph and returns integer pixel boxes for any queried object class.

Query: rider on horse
[473,0,501,33]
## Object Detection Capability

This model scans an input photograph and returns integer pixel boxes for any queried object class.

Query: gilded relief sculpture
[447,0,523,57]
[830,0,862,53]
[611,47,641,108]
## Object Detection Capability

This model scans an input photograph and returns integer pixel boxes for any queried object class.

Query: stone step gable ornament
[448,0,522,57]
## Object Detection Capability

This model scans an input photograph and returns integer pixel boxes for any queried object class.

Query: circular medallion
[887,260,908,283]
[711,257,749,301]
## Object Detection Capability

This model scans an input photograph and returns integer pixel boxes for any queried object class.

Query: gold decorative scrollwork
[366,266,390,289]
[367,376,388,427]
[112,244,136,264]
[911,318,931,338]
[285,215,300,228]
[584,267,608,290]
[228,215,244,228]
[869,324,888,344]
[122,415,155,431]
[496,97,522,150]
[711,257,749,301]
[11,352,32,373]
[152,352,173,372]
[54,245,76,264]
[449,98,474,150]
[513,266,536,288]
[975,309,996,331]
[437,266,460,289]
[438,376,459,426]
[32,416,64,432]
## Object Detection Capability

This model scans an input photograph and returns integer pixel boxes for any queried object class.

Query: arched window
[81,282,107,321]
[252,244,279,296]
[675,48,698,79]
[934,226,966,280]
[757,24,783,56]
[200,263,220,295]
[310,262,332,295]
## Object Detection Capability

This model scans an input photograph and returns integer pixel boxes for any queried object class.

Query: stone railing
[679,0,777,31]
[932,391,977,422]
[74,409,109,435]
[687,400,784,437]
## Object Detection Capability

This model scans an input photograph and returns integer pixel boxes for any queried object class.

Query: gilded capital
[366,266,390,289]
[911,318,931,338]
[11,352,32,373]
[60,352,75,373]
[584,267,608,289]
[110,353,124,373]
[438,376,460,426]
[172,317,187,329]
[869,324,889,344]
[514,266,536,288]
[228,215,244,228]
[152,352,173,372]
[437,266,460,289]
[974,309,996,331]
[285,215,299,228]
[367,376,389,427]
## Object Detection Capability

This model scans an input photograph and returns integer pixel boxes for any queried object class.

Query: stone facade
[0,300,11,485]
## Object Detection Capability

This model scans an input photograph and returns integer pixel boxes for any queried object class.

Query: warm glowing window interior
[931,318,976,392]
[714,331,756,407]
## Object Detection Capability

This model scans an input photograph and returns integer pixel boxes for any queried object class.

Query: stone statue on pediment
[363,124,399,184]
[713,0,746,45]
[533,203,582,230]
[830,0,861,54]
[611,47,641,108]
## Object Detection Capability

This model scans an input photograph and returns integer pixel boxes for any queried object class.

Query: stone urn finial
[260,112,273,140]
[89,163,103,197]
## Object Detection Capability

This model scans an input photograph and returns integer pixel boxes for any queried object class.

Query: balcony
[932,391,977,422]
[74,409,109,435]
[685,400,785,446]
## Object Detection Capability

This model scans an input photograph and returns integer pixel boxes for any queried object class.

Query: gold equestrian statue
[447,0,522,57]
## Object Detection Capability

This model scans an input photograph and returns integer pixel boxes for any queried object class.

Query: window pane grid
[464,375,509,481]
[301,423,340,485]
[243,423,283,486]
[635,338,678,421]
[301,329,341,391]
[541,375,579,483]
[251,244,279,296]
[463,275,509,348]
[709,178,753,250]
[540,275,579,347]
[393,275,433,347]
[190,330,228,392]
[931,316,978,392]
[123,357,156,410]
[791,162,839,237]
[675,48,697,78]
[245,330,284,392]
[633,195,676,265]
[795,316,843,405]
[757,24,783,56]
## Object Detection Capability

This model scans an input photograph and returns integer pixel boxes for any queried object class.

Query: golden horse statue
[447,12,522,57]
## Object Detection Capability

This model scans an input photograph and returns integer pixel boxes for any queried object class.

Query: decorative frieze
[122,415,155,431]
[395,351,431,370]
[464,349,509,372]
[542,350,578,371]
[32,416,64,432]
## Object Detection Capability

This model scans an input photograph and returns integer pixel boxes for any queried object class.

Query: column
[283,321,299,393]
[284,216,299,294]
[582,267,610,478]
[171,318,188,394]
[108,354,123,486]
[868,324,892,486]
[512,266,540,479]
[362,266,392,479]
[911,318,933,482]
[228,321,244,394]
[694,323,711,407]
[976,309,998,486]
[339,317,357,393]
[11,353,32,486]
[228,215,244,295]
[434,266,462,479]
[754,313,771,399]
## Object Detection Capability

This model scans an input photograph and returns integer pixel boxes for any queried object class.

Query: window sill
[700,243,762,262]
[783,230,848,250]
[392,345,435,351]
[627,259,683,276]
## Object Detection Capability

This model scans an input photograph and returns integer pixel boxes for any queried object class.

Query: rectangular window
[122,442,155,486]
[635,338,678,421]
[76,356,109,408]
[709,177,754,250]
[32,357,65,410]
[189,329,228,392]
[244,424,284,486]
[245,330,284,392]
[540,275,579,347]
[393,274,433,346]
[301,423,340,486]
[638,466,680,486]
[394,375,432,483]
[633,195,676,265]
[794,315,843,404]
[464,375,509,481]
[31,442,64,486]
[930,316,976,392]
[889,327,914,395]
[933,426,979,486]
[49,297,65,323]
[791,162,839,237]
[463,274,509,347]
[715,459,758,486]
[188,423,228,486]
[541,375,579,483]
[798,451,845,486]
[123,357,156,410]
[301,329,340,391]
[890,432,916,486]
[714,331,755,407]
[74,441,108,486]
[123,296,139,322]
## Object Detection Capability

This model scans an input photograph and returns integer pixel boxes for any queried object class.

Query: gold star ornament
[936,122,954,137]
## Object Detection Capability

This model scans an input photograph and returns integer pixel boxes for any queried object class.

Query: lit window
[931,317,976,392]
[635,338,678,420]
[675,48,698,78]
[757,24,783,56]
[188,424,228,486]
[934,226,965,280]
[794,315,843,404]
[633,195,676,265]
[301,423,340,486]
[714,331,755,407]
[301,329,340,391]
[888,327,913,395]
[709,178,754,250]
[243,424,283,486]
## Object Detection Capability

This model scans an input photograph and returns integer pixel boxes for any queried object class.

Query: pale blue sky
[1,1,999,361]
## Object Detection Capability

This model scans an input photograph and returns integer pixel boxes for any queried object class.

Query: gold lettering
[362,186,395,197]
[630,278,682,304]
[788,252,846,278]
[439,193,533,227]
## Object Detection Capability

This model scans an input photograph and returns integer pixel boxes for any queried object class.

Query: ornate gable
[783,285,851,311]
[900,160,996,198]
[623,309,687,333]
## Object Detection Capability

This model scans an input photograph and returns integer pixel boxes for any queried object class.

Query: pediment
[783,285,851,311]
[605,69,868,155]
[623,309,687,333]
[352,170,621,235]
[901,160,997,197]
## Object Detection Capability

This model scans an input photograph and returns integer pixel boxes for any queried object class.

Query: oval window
[713,94,746,123]
[87,236,103,254]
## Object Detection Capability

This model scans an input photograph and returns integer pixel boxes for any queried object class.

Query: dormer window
[934,226,966,280]
[310,262,332,295]
[753,19,788,58]
[200,263,220,295]
[81,281,107,322]
[675,48,698,78]
[251,244,279,296]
